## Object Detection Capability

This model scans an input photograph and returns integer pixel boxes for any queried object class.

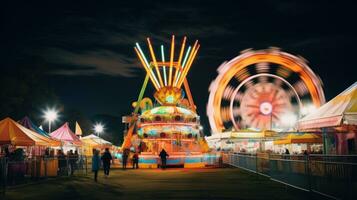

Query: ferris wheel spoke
[270,90,278,101]
[272,102,287,107]
[245,104,259,108]
[272,113,281,122]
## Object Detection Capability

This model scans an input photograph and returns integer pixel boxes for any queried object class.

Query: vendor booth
[81,134,112,156]
[273,133,323,154]
[299,82,357,154]
[205,130,277,153]
[0,117,61,177]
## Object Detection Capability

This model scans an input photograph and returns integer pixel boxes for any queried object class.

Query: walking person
[159,149,169,169]
[92,149,101,182]
[68,150,77,175]
[132,151,139,169]
[101,148,112,177]
[122,149,129,170]
[57,150,66,176]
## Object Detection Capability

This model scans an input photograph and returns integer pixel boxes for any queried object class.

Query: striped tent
[0,117,61,146]
[18,116,49,137]
[299,82,357,130]
[50,122,82,146]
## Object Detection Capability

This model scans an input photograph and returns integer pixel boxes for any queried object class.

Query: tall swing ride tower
[122,35,208,168]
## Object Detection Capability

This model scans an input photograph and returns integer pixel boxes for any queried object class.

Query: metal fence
[223,153,357,200]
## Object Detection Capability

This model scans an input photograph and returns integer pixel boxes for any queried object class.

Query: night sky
[1,1,357,135]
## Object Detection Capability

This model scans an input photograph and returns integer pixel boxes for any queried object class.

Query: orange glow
[169,35,175,86]
[177,42,197,87]
[183,78,196,111]
[147,38,164,87]
[173,36,187,86]
[177,43,200,87]
[134,47,160,90]
[207,50,325,132]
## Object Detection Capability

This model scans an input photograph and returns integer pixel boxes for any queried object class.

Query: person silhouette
[159,149,169,169]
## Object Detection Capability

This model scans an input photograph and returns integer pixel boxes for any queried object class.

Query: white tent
[299,82,357,130]
[81,134,112,145]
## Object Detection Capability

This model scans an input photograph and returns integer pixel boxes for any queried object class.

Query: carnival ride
[207,48,326,133]
[122,36,209,168]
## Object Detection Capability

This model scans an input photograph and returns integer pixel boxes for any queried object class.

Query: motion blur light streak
[207,48,325,132]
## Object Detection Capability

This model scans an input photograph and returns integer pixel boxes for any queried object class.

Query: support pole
[322,128,328,154]
[122,73,150,149]
[183,78,196,112]
[134,73,150,114]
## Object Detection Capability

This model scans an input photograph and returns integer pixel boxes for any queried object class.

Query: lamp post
[43,108,58,133]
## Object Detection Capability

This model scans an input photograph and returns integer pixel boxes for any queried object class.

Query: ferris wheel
[207,48,325,133]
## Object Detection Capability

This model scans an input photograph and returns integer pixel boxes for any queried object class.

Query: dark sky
[1,1,357,132]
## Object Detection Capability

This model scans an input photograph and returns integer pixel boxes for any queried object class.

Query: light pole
[43,108,58,133]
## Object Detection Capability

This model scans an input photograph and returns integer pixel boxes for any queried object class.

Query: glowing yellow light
[147,38,164,87]
[169,35,175,86]
[173,36,186,86]
[134,47,160,90]
[135,43,161,88]
[177,42,199,87]
[174,46,191,86]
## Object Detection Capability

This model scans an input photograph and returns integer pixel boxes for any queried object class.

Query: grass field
[3,168,313,200]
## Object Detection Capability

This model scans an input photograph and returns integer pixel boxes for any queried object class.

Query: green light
[174,46,191,86]
[161,45,167,86]
[136,42,161,88]
[166,95,175,103]
[181,46,192,68]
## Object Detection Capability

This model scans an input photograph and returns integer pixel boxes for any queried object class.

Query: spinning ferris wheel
[207,48,325,133]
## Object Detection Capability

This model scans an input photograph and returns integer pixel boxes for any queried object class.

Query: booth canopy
[274,133,322,145]
[18,116,49,137]
[0,117,61,146]
[299,82,357,130]
[81,134,112,146]
[50,122,82,146]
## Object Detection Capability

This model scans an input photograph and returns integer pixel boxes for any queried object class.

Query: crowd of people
[1,145,173,183]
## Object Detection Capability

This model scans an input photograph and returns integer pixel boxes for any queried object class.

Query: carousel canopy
[81,134,112,146]
[50,122,82,146]
[0,117,61,146]
[299,82,357,130]
[18,116,49,137]
[274,133,322,145]
[141,106,197,118]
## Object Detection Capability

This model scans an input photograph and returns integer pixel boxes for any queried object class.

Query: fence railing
[223,153,357,200]
[0,156,92,195]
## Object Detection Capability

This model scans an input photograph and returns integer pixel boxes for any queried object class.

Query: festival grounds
[3,168,326,200]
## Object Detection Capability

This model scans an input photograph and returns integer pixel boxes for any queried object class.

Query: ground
[3,168,312,200]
